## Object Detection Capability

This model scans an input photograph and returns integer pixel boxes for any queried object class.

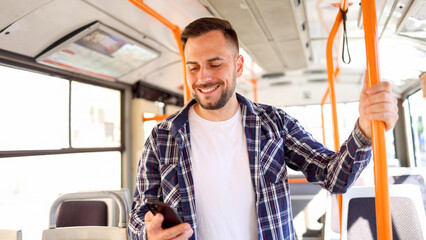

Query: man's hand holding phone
[145,201,193,240]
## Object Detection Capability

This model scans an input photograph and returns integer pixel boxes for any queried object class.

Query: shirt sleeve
[284,115,372,193]
[128,130,162,240]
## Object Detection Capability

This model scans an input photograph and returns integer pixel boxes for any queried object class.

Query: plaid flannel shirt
[129,93,372,240]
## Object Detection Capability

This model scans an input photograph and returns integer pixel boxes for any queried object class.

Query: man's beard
[192,73,236,110]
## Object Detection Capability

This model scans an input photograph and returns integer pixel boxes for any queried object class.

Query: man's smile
[198,85,220,94]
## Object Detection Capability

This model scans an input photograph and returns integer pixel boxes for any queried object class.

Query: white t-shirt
[188,106,258,240]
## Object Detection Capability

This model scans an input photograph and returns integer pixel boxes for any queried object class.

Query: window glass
[143,112,157,141]
[0,66,69,150]
[0,151,121,240]
[408,90,426,167]
[283,102,396,159]
[284,102,358,150]
[71,81,121,148]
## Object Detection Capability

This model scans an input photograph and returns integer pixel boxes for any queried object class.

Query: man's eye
[188,66,198,72]
[211,64,221,68]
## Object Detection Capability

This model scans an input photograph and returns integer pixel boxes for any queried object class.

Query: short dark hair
[180,17,239,53]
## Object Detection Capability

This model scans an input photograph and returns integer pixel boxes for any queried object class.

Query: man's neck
[193,95,239,121]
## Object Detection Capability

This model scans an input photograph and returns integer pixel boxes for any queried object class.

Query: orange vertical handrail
[320,88,329,145]
[327,9,344,152]
[128,0,191,103]
[361,0,392,239]
[320,68,340,145]
[326,1,348,236]
[251,79,258,102]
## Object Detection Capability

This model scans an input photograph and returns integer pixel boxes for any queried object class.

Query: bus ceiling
[0,0,424,106]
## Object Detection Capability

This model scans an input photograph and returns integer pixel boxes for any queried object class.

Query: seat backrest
[388,167,426,214]
[342,184,426,240]
[0,229,22,240]
[56,201,108,227]
[42,190,128,240]
[42,226,127,240]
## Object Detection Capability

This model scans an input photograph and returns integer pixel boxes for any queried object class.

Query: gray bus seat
[341,184,426,240]
[42,190,128,240]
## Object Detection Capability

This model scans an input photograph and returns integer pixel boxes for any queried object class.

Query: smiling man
[128,18,398,240]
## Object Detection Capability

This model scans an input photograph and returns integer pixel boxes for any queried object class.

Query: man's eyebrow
[207,57,224,62]
[186,61,198,65]
[186,57,224,65]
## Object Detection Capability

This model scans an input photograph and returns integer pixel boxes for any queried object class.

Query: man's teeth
[199,86,218,93]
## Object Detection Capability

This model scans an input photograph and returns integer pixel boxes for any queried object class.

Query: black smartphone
[146,199,183,229]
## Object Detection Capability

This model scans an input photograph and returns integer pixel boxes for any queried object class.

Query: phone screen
[146,200,183,229]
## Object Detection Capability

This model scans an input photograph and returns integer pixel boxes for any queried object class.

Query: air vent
[303,69,327,75]
[307,78,327,83]
[270,81,292,87]
[261,72,285,79]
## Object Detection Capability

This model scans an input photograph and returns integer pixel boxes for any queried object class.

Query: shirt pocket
[159,163,182,216]
[259,138,287,185]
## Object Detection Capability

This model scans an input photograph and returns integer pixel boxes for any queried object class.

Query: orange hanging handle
[128,0,191,103]
[361,0,392,239]
[325,1,348,237]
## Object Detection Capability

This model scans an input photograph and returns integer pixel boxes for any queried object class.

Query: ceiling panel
[277,40,308,69]
[200,0,310,73]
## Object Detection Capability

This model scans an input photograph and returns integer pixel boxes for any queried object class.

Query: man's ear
[236,54,244,77]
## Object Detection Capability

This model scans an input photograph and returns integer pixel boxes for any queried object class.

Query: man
[128,18,398,240]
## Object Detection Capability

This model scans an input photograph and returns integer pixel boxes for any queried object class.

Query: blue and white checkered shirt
[129,93,372,240]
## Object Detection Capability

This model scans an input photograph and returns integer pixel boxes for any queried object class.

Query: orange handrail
[326,1,348,236]
[320,88,329,145]
[128,0,191,103]
[251,79,258,102]
[288,178,309,184]
[361,0,392,239]
[142,114,169,122]
[241,76,258,102]
[320,68,340,145]
[326,11,344,152]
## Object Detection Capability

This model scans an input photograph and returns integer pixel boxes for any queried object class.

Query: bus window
[0,66,69,150]
[284,102,396,161]
[0,151,121,239]
[0,65,124,239]
[284,102,359,149]
[143,112,157,141]
[408,90,426,167]
[71,81,121,148]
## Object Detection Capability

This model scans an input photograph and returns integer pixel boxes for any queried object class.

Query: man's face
[184,30,243,110]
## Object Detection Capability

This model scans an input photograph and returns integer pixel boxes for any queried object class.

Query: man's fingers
[363,92,397,106]
[149,213,164,231]
[361,112,398,130]
[159,223,193,240]
[365,81,392,95]
[145,211,154,223]
[171,226,194,240]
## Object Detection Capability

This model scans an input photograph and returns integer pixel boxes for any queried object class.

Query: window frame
[0,49,127,158]
[406,89,426,167]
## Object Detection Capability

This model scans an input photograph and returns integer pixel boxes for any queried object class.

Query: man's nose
[197,66,213,84]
